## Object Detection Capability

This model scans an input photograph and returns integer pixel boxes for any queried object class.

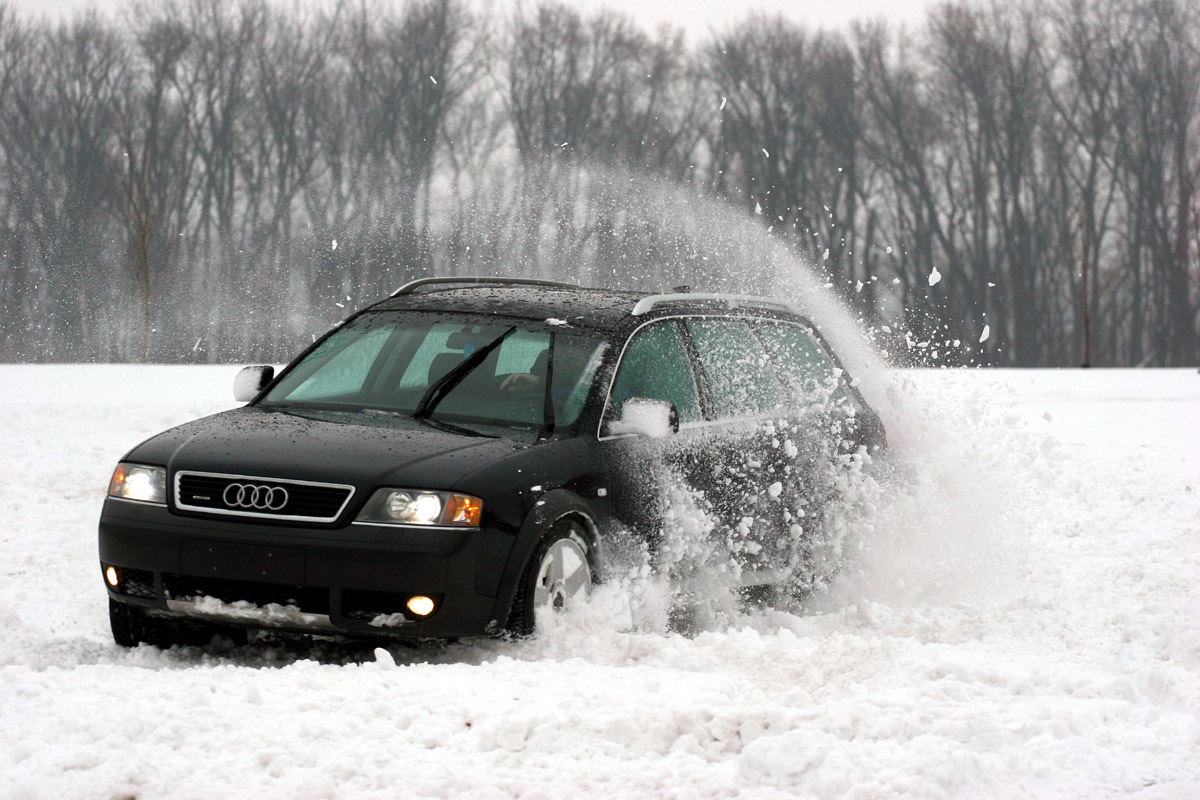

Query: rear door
[750,318,887,592]
[676,317,796,582]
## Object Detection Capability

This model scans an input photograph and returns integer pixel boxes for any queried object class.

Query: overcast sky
[8,0,931,37]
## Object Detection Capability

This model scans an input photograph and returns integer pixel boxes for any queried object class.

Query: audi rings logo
[223,483,289,511]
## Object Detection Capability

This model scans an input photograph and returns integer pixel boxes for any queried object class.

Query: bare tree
[502,3,621,276]
[0,0,1196,366]
[111,12,192,361]
[704,17,876,319]
[1111,0,1200,365]
[335,0,477,287]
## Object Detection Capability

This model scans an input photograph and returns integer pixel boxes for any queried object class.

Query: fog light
[407,595,435,616]
[105,566,119,587]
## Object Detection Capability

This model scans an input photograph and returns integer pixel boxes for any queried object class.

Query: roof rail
[390,276,581,297]
[630,293,803,317]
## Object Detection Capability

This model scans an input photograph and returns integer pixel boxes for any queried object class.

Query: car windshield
[260,311,607,432]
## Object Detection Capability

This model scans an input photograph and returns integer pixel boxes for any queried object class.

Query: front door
[595,319,705,564]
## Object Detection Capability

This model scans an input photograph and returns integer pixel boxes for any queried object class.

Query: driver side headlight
[356,488,482,527]
[108,463,167,504]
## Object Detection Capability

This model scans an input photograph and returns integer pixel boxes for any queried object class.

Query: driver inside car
[498,349,549,394]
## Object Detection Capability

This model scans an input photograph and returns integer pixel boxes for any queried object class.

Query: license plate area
[180,539,305,584]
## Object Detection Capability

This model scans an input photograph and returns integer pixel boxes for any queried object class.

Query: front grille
[164,574,331,615]
[174,471,354,522]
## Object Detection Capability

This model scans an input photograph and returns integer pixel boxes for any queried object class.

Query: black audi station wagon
[100,277,885,646]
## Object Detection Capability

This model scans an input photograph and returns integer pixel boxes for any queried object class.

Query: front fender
[487,488,602,627]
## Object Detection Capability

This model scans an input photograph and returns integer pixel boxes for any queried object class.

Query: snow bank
[1,365,1198,799]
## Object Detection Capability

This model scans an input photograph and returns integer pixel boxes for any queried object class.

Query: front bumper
[99,497,516,639]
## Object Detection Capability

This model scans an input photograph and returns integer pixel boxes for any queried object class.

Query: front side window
[605,321,701,427]
[685,318,786,418]
[263,312,605,431]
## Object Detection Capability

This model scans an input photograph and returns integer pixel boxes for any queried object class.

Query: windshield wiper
[415,415,498,438]
[360,408,497,438]
[413,326,517,420]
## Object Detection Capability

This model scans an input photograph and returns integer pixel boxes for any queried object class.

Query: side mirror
[607,397,679,438]
[234,365,275,402]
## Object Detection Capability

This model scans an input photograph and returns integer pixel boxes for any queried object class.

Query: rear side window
[606,321,701,425]
[685,318,786,418]
[754,321,858,410]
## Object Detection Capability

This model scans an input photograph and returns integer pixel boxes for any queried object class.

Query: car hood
[126,405,529,492]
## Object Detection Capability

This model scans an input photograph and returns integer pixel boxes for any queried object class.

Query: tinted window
[430,330,606,427]
[264,312,604,429]
[606,321,701,425]
[685,318,786,418]
[425,328,551,425]
[754,321,858,411]
[286,326,392,400]
[555,337,608,426]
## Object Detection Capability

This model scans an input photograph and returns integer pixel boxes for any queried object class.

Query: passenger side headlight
[108,463,167,504]
[356,489,482,527]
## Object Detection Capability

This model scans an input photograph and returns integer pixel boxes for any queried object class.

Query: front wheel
[506,521,593,636]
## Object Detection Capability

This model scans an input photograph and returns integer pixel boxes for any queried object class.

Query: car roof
[370,285,646,330]
[366,278,814,334]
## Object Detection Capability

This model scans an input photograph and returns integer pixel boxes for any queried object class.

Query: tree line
[1,0,1197,366]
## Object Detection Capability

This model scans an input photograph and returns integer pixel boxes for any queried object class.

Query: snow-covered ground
[1,364,1197,799]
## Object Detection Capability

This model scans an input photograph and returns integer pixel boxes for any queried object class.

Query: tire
[506,520,593,637]
[109,598,175,648]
